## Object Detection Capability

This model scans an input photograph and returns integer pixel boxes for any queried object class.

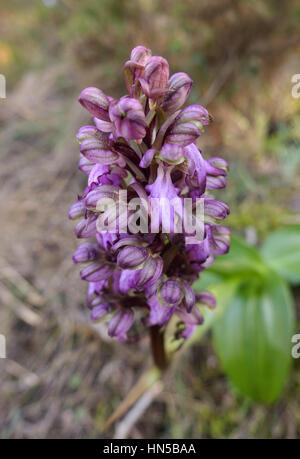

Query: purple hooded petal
[205,199,230,220]
[85,185,119,210]
[80,137,120,165]
[90,302,113,322]
[136,256,163,289]
[93,117,113,133]
[72,242,100,264]
[206,157,228,174]
[165,122,201,146]
[131,46,152,64]
[204,156,228,190]
[176,104,211,126]
[160,278,183,305]
[117,246,149,269]
[112,236,145,252]
[123,46,152,96]
[184,143,207,195]
[181,280,196,312]
[75,215,98,238]
[210,225,231,255]
[76,125,101,143]
[143,56,169,100]
[165,105,211,146]
[119,269,138,294]
[109,97,147,140]
[78,154,95,175]
[196,291,216,309]
[96,232,118,252]
[161,72,193,114]
[78,87,110,121]
[108,308,134,341]
[206,175,226,190]
[88,164,110,186]
[68,201,85,220]
[80,262,113,282]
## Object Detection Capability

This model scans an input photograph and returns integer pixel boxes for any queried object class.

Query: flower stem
[149,325,168,371]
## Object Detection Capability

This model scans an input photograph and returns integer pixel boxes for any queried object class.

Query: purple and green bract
[69,46,230,343]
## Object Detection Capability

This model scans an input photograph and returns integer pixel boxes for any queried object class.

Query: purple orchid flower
[70,46,230,358]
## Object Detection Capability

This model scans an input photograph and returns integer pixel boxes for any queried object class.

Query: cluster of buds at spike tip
[70,46,230,344]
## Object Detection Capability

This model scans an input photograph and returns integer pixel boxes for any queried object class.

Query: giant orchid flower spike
[70,46,230,369]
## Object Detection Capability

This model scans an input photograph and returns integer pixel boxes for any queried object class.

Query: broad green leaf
[213,274,295,403]
[261,225,300,284]
[210,234,268,279]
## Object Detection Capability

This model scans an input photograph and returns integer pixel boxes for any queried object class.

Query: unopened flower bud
[140,56,169,101]
[72,242,100,264]
[165,105,211,146]
[131,46,152,64]
[123,46,152,96]
[78,87,110,121]
[161,72,193,114]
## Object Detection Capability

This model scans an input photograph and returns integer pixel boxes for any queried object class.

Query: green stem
[149,325,169,371]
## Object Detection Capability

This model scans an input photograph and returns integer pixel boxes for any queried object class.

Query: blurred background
[0,0,299,439]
